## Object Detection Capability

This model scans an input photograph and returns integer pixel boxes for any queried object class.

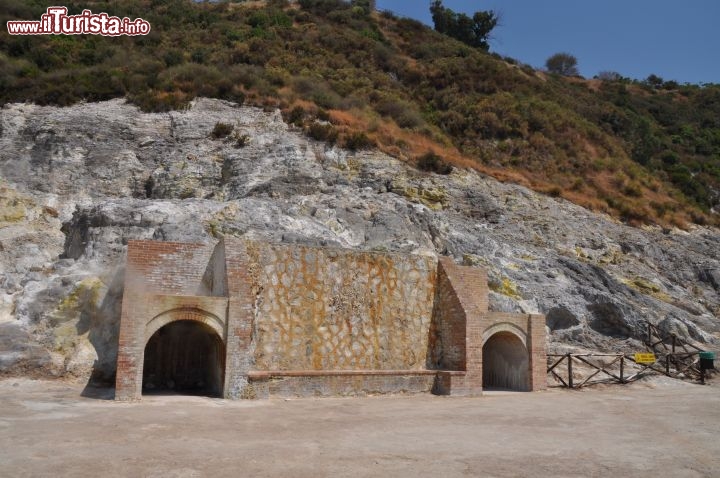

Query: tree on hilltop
[352,0,375,11]
[545,52,579,76]
[429,0,498,51]
[596,71,623,81]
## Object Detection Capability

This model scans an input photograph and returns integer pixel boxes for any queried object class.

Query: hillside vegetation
[2,0,719,226]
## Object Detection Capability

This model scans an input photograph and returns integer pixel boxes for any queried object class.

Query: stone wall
[244,242,437,371]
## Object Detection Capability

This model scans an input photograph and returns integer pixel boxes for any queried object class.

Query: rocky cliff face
[1,98,718,382]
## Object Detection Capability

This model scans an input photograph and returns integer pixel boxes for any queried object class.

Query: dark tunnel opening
[142,320,224,397]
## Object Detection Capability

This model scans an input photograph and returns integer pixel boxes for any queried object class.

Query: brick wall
[116,240,230,400]
[428,261,466,370]
[124,240,215,295]
[528,314,547,391]
[430,258,488,396]
[430,258,546,395]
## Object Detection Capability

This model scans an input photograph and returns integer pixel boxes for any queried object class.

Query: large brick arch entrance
[145,307,226,343]
[114,240,255,401]
[142,310,226,397]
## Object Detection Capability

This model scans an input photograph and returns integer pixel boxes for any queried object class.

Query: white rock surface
[0,98,718,381]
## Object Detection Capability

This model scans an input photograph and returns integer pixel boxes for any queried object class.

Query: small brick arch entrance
[482,330,530,391]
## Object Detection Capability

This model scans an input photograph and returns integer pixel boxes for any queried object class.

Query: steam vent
[115,238,546,400]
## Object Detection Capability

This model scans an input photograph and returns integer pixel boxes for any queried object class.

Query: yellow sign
[634,353,656,364]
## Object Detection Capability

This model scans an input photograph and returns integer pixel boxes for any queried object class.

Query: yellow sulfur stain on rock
[489,276,522,300]
[391,179,448,210]
[52,278,104,325]
[620,276,672,302]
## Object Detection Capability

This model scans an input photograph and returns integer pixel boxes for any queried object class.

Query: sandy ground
[0,378,718,478]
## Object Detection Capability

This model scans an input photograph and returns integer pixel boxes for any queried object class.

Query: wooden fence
[547,321,713,389]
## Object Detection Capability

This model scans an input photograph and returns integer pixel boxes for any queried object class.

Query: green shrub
[234,133,251,148]
[163,50,184,67]
[286,106,306,126]
[158,63,223,94]
[191,49,207,64]
[417,152,453,175]
[293,76,342,110]
[623,182,643,198]
[298,0,348,15]
[343,131,374,150]
[317,109,331,121]
[211,122,234,139]
[128,90,191,112]
[547,186,563,197]
[307,122,338,144]
[376,98,424,128]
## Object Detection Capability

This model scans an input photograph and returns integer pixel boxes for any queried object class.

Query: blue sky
[375,1,720,85]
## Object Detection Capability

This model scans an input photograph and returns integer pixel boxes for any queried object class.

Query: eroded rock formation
[1,98,718,382]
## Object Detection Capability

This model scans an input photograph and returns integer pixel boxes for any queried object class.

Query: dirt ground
[0,378,718,477]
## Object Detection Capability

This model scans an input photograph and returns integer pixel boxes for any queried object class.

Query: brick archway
[145,308,226,344]
[481,322,527,347]
[142,308,227,397]
[116,299,232,400]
